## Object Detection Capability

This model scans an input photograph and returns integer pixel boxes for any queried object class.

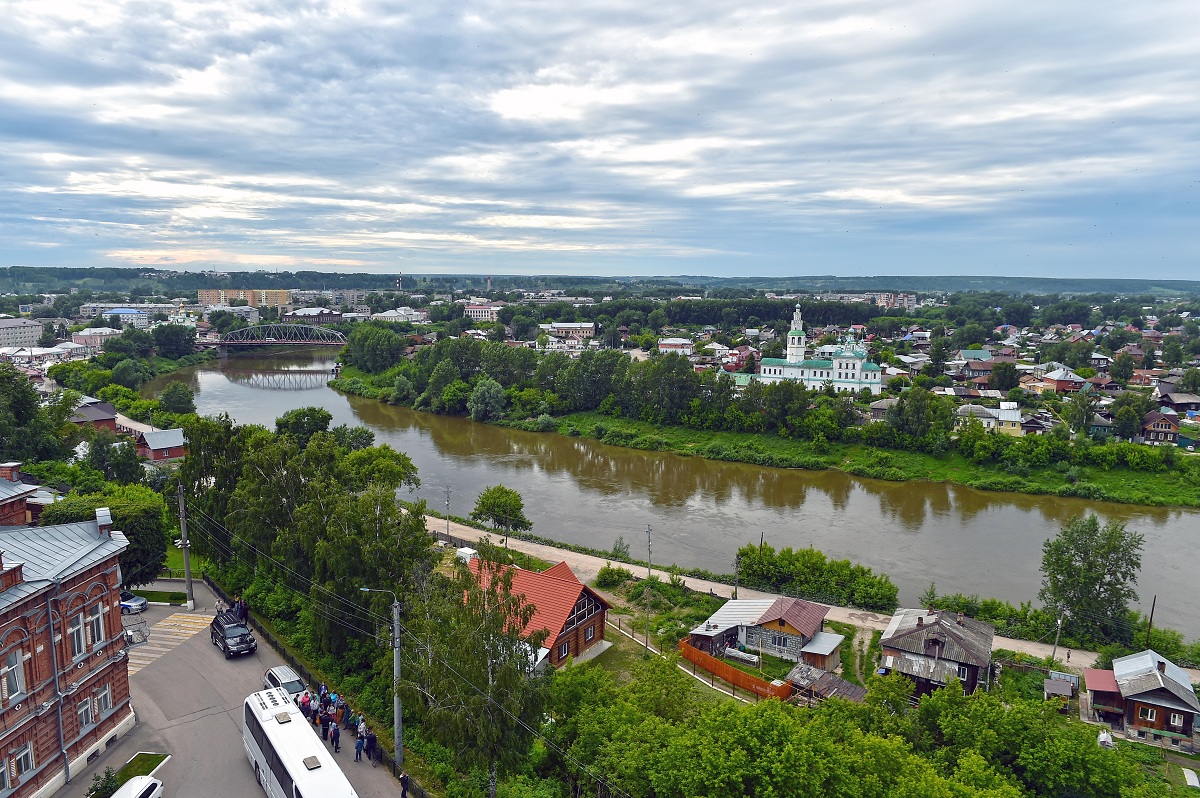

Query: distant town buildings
[754,305,883,395]
[197,289,291,308]
[0,318,43,347]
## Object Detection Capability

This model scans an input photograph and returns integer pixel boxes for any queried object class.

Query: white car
[113,775,163,798]
[262,665,307,702]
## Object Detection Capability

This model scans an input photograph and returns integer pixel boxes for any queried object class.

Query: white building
[658,338,694,356]
[0,317,43,347]
[464,304,503,323]
[754,305,883,394]
[372,307,429,324]
[537,322,595,340]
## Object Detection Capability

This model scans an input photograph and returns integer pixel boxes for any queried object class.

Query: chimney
[0,462,20,482]
[1157,661,1166,674]
[96,507,113,537]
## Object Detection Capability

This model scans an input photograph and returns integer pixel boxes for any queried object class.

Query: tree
[1039,515,1143,645]
[420,553,550,798]
[470,485,532,534]
[1162,339,1184,368]
[158,381,196,414]
[102,328,154,359]
[1063,391,1097,436]
[86,766,120,798]
[0,361,64,461]
[1180,367,1200,393]
[468,377,507,422]
[1113,405,1141,440]
[40,485,170,588]
[990,361,1019,393]
[1110,352,1135,383]
[110,358,148,389]
[37,326,55,347]
[152,324,197,359]
[274,406,332,447]
[86,429,143,484]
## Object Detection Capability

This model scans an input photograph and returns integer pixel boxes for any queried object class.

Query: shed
[1044,679,1074,701]
[800,631,844,671]
[456,547,478,563]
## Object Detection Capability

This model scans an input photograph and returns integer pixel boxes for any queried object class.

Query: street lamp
[360,587,403,769]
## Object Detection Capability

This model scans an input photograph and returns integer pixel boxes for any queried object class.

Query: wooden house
[689,598,828,663]
[1087,651,1200,747]
[879,609,994,697]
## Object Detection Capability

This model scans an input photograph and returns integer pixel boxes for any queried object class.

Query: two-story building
[0,464,36,527]
[1085,650,1200,747]
[0,508,135,797]
[1141,412,1179,445]
[879,608,994,697]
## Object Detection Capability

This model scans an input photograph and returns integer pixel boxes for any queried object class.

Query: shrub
[596,562,634,589]
[533,414,557,432]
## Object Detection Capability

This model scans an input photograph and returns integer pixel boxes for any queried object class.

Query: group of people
[295,682,410,795]
[229,595,249,621]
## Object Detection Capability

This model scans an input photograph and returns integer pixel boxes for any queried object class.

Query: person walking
[357,718,367,740]
[365,730,378,768]
[321,710,331,740]
[400,770,410,798]
[354,734,364,762]
[330,724,341,753]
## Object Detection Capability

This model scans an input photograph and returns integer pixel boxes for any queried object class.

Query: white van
[112,775,164,798]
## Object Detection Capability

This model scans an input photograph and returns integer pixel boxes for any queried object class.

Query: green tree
[1039,515,1143,645]
[157,381,196,414]
[470,485,532,533]
[152,323,197,359]
[468,377,507,422]
[86,766,120,798]
[102,328,155,359]
[110,358,148,389]
[990,361,1019,392]
[37,326,56,347]
[1110,352,1135,383]
[0,361,65,461]
[420,553,551,798]
[1113,405,1141,440]
[1162,339,1184,368]
[1063,391,1097,436]
[40,485,170,587]
[274,406,332,447]
[391,374,415,404]
[342,324,406,373]
[86,429,143,484]
[1180,367,1200,393]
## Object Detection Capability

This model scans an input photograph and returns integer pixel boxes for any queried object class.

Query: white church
[755,305,883,394]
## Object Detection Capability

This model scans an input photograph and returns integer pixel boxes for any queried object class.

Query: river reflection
[146,351,1200,636]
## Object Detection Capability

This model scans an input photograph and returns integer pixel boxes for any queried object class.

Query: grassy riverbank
[551,411,1200,507]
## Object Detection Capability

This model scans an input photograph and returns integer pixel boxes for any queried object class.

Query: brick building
[197,289,291,308]
[0,508,135,796]
[0,464,36,527]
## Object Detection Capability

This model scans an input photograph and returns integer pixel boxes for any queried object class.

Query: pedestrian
[1067,649,1071,662]
[321,711,331,740]
[336,696,347,726]
[357,718,367,740]
[300,691,311,719]
[400,770,410,798]
[331,724,341,753]
[365,730,378,767]
[354,734,364,762]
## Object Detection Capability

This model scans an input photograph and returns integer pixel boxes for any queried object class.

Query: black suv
[210,611,257,659]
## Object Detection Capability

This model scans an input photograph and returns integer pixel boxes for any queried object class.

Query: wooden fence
[676,641,793,700]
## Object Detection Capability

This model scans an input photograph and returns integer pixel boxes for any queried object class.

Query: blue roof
[105,308,146,315]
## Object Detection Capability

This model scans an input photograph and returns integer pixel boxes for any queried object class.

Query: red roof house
[470,560,610,667]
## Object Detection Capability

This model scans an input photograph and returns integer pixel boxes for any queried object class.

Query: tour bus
[243,687,359,798]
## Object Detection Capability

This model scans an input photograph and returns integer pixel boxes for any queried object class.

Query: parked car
[120,590,148,615]
[210,610,257,659]
[263,665,306,702]
[113,775,163,798]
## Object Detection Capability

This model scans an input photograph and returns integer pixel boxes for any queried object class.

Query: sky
[1,0,1198,279]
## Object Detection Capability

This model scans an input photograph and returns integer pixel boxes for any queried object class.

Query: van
[112,775,163,798]
[210,610,257,659]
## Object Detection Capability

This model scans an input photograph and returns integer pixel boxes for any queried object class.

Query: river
[147,350,1200,637]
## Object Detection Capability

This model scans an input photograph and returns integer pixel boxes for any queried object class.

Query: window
[88,603,104,647]
[558,642,569,660]
[770,633,788,649]
[1,648,24,701]
[69,613,85,658]
[584,626,594,642]
[1138,706,1157,723]
[96,684,112,716]
[958,664,969,681]
[14,742,33,780]
[78,697,94,728]
[1171,712,1184,727]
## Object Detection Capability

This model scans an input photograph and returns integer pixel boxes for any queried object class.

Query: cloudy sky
[2,0,1197,278]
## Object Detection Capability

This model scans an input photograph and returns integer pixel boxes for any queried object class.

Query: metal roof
[881,608,994,667]
[801,632,843,656]
[0,479,37,503]
[139,428,185,449]
[690,599,776,637]
[1112,650,1200,713]
[0,519,128,611]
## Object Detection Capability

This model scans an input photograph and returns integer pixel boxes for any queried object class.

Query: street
[59,582,399,798]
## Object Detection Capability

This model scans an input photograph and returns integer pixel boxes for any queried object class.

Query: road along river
[146,350,1200,637]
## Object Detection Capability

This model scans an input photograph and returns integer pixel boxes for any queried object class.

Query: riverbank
[428,514,1105,670]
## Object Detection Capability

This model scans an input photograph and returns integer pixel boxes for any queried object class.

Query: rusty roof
[756,597,829,639]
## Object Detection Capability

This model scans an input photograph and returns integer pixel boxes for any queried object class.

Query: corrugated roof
[757,597,828,639]
[787,662,867,703]
[139,428,185,449]
[1112,650,1200,712]
[1084,668,1120,694]
[881,608,994,666]
[801,631,843,656]
[470,560,608,641]
[690,599,776,637]
[0,519,128,611]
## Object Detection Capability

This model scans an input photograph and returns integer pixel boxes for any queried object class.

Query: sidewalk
[430,516,1103,670]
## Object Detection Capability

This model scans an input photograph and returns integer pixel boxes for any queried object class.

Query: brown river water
[146,350,1200,636]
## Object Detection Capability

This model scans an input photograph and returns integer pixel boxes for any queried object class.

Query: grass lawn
[164,544,207,573]
[720,650,795,682]
[131,589,187,603]
[116,752,168,782]
[593,621,728,704]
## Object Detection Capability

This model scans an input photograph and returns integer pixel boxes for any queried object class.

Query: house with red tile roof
[470,559,610,667]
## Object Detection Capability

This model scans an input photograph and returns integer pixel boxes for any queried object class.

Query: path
[431,515,1103,669]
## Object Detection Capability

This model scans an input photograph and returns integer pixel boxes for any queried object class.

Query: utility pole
[361,588,403,769]
[444,485,452,544]
[176,484,195,610]
[1145,595,1156,650]
[1050,613,1064,662]
[734,553,740,600]
[645,525,652,651]
[759,529,764,552]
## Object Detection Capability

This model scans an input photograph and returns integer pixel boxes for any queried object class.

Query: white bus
[243,688,359,798]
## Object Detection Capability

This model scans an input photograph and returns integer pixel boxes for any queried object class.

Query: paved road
[435,516,1105,669]
[60,582,400,798]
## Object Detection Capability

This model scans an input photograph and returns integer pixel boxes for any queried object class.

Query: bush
[596,562,634,589]
[86,767,120,798]
[533,414,557,432]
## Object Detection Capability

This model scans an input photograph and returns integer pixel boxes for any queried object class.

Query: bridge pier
[218,345,228,359]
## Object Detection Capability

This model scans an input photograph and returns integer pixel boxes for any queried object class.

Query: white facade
[465,304,502,322]
[754,305,882,394]
[658,337,694,356]
[0,318,43,347]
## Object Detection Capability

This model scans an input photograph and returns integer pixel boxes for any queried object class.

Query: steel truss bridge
[223,369,338,391]
[219,324,346,346]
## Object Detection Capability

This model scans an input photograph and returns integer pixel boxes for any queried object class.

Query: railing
[676,641,793,700]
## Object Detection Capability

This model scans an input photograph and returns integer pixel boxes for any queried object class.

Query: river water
[147,350,1200,636]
